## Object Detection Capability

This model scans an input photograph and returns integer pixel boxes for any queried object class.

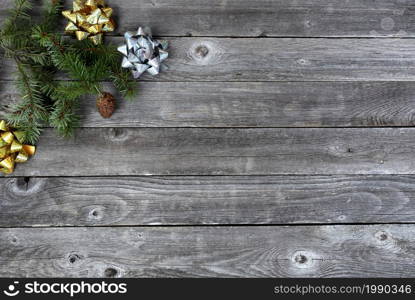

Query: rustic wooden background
[1,0,415,277]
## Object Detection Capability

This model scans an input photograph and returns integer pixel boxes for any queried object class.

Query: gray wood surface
[3,37,415,81]
[2,175,415,226]
[1,0,414,37]
[2,81,415,127]
[1,0,415,278]
[8,128,415,176]
[0,225,414,277]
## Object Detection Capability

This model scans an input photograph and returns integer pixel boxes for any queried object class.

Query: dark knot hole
[295,254,308,264]
[195,45,209,58]
[105,268,118,278]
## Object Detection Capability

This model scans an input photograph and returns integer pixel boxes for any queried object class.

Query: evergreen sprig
[35,30,136,99]
[0,0,137,143]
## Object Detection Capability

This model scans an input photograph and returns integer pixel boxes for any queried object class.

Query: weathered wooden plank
[2,81,415,127]
[0,225,414,277]
[2,37,415,81]
[1,0,414,37]
[2,175,415,226]
[5,128,415,176]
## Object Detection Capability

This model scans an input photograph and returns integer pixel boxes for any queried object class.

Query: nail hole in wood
[104,268,118,278]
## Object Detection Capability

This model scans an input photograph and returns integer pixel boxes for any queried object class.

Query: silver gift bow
[118,27,168,79]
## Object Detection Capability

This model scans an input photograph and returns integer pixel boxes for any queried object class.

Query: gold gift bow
[0,120,36,174]
[63,0,116,45]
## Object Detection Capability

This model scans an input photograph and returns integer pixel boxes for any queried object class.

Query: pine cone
[97,92,116,118]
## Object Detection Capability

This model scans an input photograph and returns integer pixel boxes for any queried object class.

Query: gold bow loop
[0,120,36,174]
[63,0,116,45]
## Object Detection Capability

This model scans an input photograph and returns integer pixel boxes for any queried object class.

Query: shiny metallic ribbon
[62,0,115,45]
[118,27,168,78]
[0,120,36,174]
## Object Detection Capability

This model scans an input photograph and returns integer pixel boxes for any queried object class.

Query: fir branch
[48,93,80,138]
[9,0,32,21]
[2,0,138,143]
[110,69,137,99]
[3,0,32,31]
[6,61,49,144]
[0,0,32,55]
[0,0,56,143]
[39,0,62,33]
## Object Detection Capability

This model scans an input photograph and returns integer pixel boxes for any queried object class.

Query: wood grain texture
[1,0,414,37]
[1,225,414,277]
[2,81,415,127]
[2,1,415,280]
[4,128,415,176]
[3,37,415,81]
[2,175,415,226]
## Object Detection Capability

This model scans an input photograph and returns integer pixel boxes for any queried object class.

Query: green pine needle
[1,0,138,144]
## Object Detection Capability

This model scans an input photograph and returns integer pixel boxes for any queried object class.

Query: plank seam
[90,34,415,39]
[1,223,415,229]
[4,174,415,178]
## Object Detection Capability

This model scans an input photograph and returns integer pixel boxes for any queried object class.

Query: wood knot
[14,177,31,191]
[295,254,308,264]
[381,17,395,31]
[195,45,209,58]
[88,207,103,220]
[297,58,311,66]
[9,177,45,196]
[109,128,124,137]
[104,267,118,278]
[84,205,108,224]
[337,215,346,221]
[375,231,389,241]
[304,20,313,28]
[9,235,18,245]
[107,128,129,142]
[68,253,83,265]
[291,251,314,269]
[189,41,221,65]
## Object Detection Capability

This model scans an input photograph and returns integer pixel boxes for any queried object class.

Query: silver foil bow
[118,27,168,79]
